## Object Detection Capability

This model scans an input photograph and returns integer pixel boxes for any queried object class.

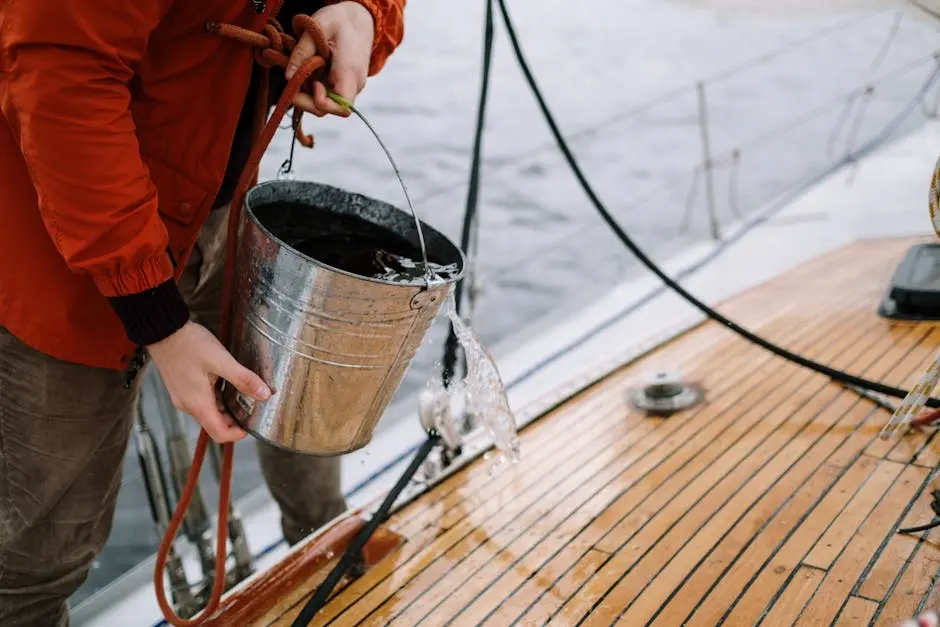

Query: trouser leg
[254,445,347,546]
[180,206,348,546]
[0,328,140,627]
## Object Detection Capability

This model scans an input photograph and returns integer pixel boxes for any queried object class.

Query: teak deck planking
[231,237,940,626]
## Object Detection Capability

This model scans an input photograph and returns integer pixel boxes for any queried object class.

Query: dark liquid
[253,202,459,283]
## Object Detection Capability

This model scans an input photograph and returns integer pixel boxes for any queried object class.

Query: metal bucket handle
[322,92,432,282]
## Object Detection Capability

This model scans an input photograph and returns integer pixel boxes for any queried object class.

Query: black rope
[290,436,439,626]
[492,0,940,409]
[899,489,940,534]
[899,519,940,534]
[442,0,494,387]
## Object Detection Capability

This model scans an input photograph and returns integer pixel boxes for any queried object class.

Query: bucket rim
[243,180,467,289]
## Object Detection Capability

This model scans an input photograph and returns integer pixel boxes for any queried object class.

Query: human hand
[287,1,375,118]
[148,321,272,443]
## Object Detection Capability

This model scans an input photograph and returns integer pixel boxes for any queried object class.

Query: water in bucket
[255,201,461,284]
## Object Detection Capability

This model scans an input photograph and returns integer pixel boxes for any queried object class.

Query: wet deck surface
[253,237,940,626]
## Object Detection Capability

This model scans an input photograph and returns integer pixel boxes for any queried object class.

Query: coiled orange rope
[153,9,332,625]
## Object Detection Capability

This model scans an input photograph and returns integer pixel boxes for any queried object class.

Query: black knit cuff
[108,279,190,346]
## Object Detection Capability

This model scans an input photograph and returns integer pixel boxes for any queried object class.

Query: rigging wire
[484,0,940,533]
[442,0,495,386]
[732,51,935,157]
[142,9,940,627]
[871,10,906,70]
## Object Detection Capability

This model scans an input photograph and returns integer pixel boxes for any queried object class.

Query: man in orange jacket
[0,0,405,624]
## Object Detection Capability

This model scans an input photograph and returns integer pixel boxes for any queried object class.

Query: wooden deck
[237,236,940,626]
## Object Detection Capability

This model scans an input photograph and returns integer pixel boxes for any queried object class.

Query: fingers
[168,384,247,444]
[291,81,353,118]
[315,81,351,117]
[189,398,247,444]
[292,90,326,117]
[202,354,270,444]
[213,351,273,402]
[286,4,369,119]
[286,31,319,81]
[149,322,265,445]
[316,34,366,117]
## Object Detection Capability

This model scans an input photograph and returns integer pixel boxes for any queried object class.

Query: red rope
[152,14,331,626]
[208,13,330,146]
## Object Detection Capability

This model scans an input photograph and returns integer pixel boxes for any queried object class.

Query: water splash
[369,253,461,284]
[443,293,521,469]
[421,374,461,442]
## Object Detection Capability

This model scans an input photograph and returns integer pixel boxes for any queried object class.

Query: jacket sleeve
[327,0,406,75]
[0,0,191,347]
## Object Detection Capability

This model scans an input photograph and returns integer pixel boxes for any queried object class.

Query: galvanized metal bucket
[220,180,465,456]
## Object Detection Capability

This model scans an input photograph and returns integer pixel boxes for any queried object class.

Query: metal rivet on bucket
[410,290,437,310]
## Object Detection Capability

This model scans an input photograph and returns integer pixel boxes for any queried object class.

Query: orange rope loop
[207,14,330,144]
[153,13,331,627]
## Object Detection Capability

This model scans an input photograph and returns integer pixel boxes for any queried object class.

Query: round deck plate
[628,370,703,416]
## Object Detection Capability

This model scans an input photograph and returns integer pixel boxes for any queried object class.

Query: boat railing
[464,9,940,298]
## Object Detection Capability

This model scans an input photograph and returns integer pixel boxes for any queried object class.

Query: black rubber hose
[898,519,940,534]
[442,0,494,387]
[493,0,940,409]
[290,436,439,626]
[898,489,940,534]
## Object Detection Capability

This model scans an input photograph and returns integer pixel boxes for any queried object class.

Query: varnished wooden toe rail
[221,237,940,626]
[202,516,403,626]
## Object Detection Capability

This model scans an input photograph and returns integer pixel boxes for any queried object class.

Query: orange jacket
[0,0,405,372]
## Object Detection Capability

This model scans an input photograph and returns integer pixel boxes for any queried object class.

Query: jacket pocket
[142,154,215,273]
[144,154,212,228]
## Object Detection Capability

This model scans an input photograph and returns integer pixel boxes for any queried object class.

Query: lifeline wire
[288,9,940,618]
[491,0,940,410]
[413,4,897,209]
